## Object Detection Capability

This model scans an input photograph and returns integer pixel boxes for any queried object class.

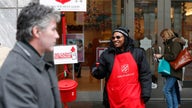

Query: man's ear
[32,26,40,38]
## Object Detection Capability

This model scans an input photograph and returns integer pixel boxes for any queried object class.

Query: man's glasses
[111,36,122,40]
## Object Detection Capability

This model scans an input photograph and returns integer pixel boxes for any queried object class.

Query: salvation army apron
[106,52,145,108]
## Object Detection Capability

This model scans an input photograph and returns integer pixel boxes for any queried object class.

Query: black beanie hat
[113,27,129,37]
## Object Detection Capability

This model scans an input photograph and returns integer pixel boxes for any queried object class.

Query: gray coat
[0,42,62,108]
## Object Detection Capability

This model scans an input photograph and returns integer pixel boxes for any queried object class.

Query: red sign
[56,0,70,4]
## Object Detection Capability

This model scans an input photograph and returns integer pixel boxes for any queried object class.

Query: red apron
[107,52,145,108]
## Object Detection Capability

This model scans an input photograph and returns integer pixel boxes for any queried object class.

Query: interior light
[186,8,192,16]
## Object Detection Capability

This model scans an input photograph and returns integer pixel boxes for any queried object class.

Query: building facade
[0,0,192,101]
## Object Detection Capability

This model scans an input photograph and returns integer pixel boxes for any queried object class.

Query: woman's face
[161,34,166,41]
[161,32,169,41]
[161,32,170,42]
[112,32,125,48]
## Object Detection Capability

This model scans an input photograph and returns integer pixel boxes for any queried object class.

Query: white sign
[53,45,78,64]
[40,0,87,12]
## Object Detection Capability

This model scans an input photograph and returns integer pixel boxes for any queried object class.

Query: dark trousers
[74,63,81,77]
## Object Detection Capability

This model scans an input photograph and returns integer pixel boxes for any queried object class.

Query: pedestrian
[75,39,83,78]
[0,2,62,108]
[85,43,94,80]
[154,29,184,108]
[91,27,152,108]
[173,32,186,107]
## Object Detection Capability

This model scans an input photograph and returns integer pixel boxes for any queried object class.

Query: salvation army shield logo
[121,64,129,73]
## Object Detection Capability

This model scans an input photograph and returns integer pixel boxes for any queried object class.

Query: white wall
[0,0,36,48]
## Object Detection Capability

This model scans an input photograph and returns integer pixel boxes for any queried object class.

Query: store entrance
[55,0,192,102]
[136,0,192,101]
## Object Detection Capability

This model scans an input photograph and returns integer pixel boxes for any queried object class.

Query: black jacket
[92,41,152,108]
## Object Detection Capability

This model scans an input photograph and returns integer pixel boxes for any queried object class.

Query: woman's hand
[153,54,163,59]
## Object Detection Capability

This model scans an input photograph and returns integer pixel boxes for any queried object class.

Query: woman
[92,27,152,108]
[154,29,184,108]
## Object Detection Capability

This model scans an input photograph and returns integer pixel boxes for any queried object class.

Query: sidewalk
[67,100,192,108]
[68,101,192,108]
[66,91,192,108]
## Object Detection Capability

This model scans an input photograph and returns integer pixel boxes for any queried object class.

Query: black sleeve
[91,51,108,79]
[136,49,152,99]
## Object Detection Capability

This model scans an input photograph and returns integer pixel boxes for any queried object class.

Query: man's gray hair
[16,2,61,42]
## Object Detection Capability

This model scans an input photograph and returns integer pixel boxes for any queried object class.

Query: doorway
[133,0,192,101]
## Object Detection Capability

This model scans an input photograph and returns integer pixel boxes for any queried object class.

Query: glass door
[134,0,165,100]
[134,0,192,100]
[171,0,192,100]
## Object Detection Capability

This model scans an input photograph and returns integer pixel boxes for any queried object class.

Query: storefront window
[134,0,158,84]
[18,0,32,7]
[0,0,17,7]
[0,0,38,48]
[0,7,17,48]
[171,1,192,82]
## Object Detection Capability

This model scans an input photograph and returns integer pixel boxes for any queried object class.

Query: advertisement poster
[40,0,87,12]
[96,47,107,61]
[67,33,84,62]
[53,45,78,64]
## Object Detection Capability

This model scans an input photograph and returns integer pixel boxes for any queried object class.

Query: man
[0,2,62,108]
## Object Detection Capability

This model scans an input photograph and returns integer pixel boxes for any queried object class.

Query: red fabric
[107,52,145,108]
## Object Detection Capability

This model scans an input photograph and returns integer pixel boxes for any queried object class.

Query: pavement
[66,91,192,108]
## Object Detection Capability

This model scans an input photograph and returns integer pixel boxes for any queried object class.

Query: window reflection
[171,1,192,81]
[0,9,16,48]
[0,0,16,7]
